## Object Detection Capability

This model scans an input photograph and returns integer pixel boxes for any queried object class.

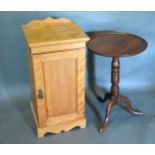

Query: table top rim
[87,31,148,57]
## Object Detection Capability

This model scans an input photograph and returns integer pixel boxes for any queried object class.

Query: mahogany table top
[87,31,148,57]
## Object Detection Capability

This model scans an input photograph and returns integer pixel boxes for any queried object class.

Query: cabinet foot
[37,118,86,138]
[30,101,86,138]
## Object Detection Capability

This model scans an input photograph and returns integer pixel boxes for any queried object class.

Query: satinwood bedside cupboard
[22,17,89,137]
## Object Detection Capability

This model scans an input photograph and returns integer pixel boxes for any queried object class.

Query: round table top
[87,31,148,57]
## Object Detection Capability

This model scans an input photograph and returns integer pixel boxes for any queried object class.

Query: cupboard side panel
[76,49,86,118]
[27,49,38,118]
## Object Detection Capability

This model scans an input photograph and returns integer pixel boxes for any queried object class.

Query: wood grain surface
[87,31,147,57]
[22,17,89,48]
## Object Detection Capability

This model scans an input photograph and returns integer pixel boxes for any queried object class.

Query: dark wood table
[87,31,148,133]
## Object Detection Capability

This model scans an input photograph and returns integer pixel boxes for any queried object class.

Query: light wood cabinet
[22,17,89,137]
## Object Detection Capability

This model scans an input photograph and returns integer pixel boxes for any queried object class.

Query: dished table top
[87,31,148,57]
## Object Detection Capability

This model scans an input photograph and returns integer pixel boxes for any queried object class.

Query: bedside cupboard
[22,17,89,137]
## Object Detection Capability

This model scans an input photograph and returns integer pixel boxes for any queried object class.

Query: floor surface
[0,86,155,144]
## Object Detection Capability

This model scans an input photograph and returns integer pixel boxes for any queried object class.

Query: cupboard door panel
[43,58,77,117]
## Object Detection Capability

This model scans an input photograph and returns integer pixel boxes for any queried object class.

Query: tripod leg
[99,100,114,133]
[97,92,111,103]
[118,96,144,116]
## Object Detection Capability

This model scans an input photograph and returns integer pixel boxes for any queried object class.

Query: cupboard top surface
[22,17,89,48]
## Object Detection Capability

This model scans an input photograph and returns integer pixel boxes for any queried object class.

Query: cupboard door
[33,49,85,127]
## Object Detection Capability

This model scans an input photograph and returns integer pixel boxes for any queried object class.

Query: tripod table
[87,31,148,133]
